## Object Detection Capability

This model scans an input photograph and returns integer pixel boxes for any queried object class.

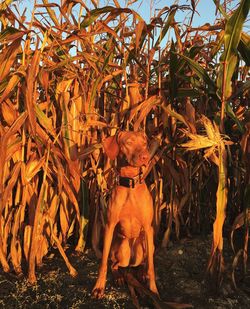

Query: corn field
[0,0,249,292]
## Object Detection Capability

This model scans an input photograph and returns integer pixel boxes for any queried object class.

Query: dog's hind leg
[130,233,145,267]
[130,233,147,282]
[111,236,131,286]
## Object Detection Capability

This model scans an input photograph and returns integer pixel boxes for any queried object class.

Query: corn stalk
[0,0,249,290]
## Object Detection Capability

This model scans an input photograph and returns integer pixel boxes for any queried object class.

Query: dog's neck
[117,156,144,178]
[119,166,142,178]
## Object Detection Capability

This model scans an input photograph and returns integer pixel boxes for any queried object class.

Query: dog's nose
[139,151,150,163]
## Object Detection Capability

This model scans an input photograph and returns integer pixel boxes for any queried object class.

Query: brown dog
[92,131,158,298]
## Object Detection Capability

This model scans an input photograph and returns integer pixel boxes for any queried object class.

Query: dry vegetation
[0,0,249,307]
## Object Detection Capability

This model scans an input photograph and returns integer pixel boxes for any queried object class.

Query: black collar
[117,170,143,188]
[118,176,136,188]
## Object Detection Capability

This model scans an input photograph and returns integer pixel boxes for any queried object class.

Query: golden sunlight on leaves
[0,1,249,305]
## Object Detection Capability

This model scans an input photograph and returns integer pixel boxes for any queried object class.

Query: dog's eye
[127,141,132,146]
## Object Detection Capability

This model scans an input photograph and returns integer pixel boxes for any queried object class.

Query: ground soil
[0,235,249,309]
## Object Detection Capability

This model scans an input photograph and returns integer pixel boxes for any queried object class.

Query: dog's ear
[102,135,119,160]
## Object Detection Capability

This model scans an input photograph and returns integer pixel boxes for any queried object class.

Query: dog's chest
[118,201,143,239]
[119,192,143,219]
[116,185,152,237]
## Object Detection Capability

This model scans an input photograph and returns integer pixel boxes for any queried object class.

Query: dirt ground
[0,235,249,309]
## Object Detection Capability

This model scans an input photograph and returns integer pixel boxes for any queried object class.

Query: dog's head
[103,131,150,167]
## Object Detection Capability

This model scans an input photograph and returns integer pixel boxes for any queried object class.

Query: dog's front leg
[144,225,159,296]
[92,222,116,299]
[92,187,127,299]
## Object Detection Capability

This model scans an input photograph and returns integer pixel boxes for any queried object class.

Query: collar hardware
[118,176,136,188]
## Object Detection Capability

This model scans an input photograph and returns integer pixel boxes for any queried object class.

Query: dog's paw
[136,265,147,283]
[112,268,125,286]
[91,281,105,299]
